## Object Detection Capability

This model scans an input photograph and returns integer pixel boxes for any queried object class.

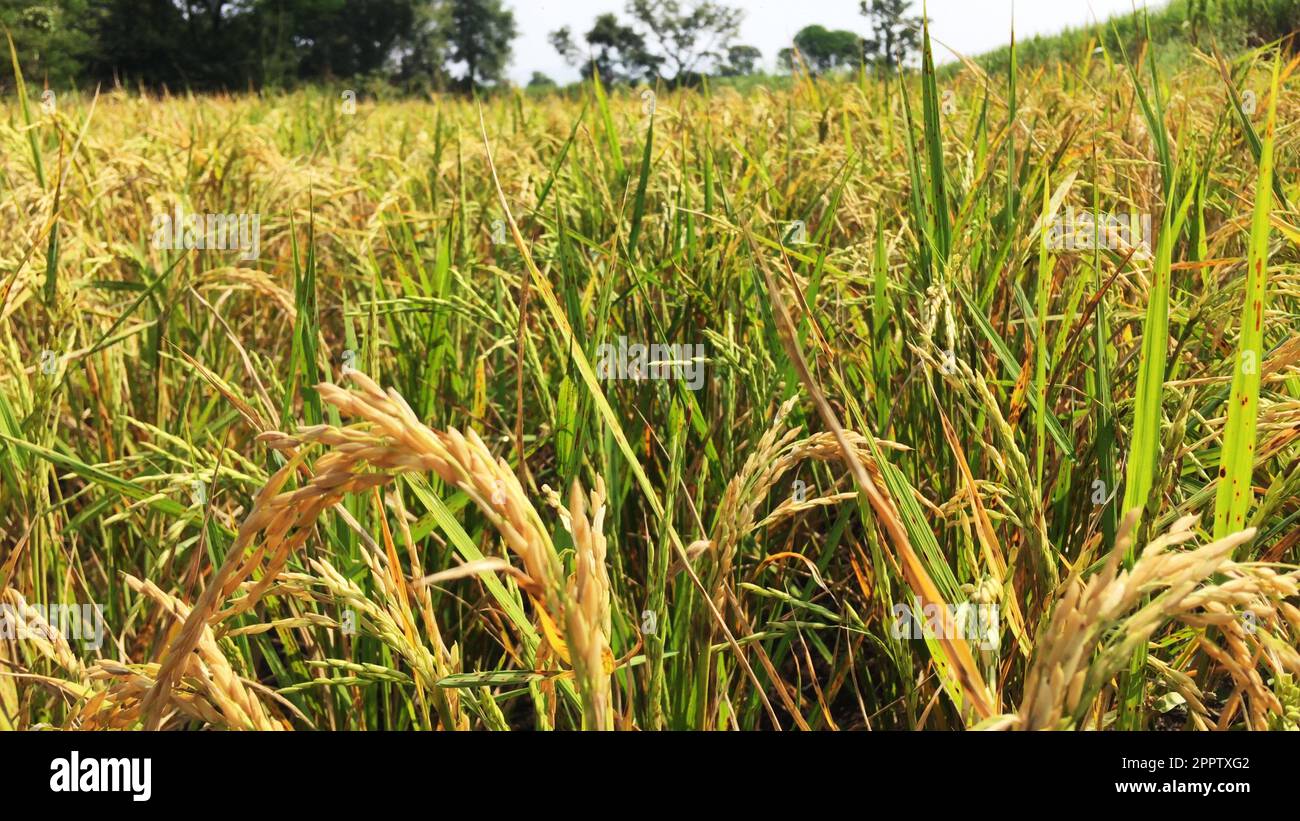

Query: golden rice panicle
[706,397,802,612]
[565,478,614,729]
[2,590,88,677]
[123,575,285,730]
[1015,512,1265,730]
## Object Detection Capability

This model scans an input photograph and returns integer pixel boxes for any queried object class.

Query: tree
[445,0,516,91]
[1,0,99,87]
[527,71,557,89]
[790,25,862,74]
[859,0,921,72]
[289,0,424,83]
[551,1,742,86]
[625,0,742,82]
[550,13,660,85]
[89,0,262,89]
[717,44,761,76]
[548,27,579,64]
[80,0,434,91]
[392,0,452,92]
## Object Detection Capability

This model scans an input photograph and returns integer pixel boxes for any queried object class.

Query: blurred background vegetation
[4,0,1292,98]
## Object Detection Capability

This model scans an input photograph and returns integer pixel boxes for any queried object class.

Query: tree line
[2,0,516,92]
[546,0,921,87]
[1,0,923,93]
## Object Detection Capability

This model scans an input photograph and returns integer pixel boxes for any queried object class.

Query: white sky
[507,0,1153,84]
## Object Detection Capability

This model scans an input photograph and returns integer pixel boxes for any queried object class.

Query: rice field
[2,26,1299,731]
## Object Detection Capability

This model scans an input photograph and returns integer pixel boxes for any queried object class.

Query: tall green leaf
[1213,62,1278,542]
